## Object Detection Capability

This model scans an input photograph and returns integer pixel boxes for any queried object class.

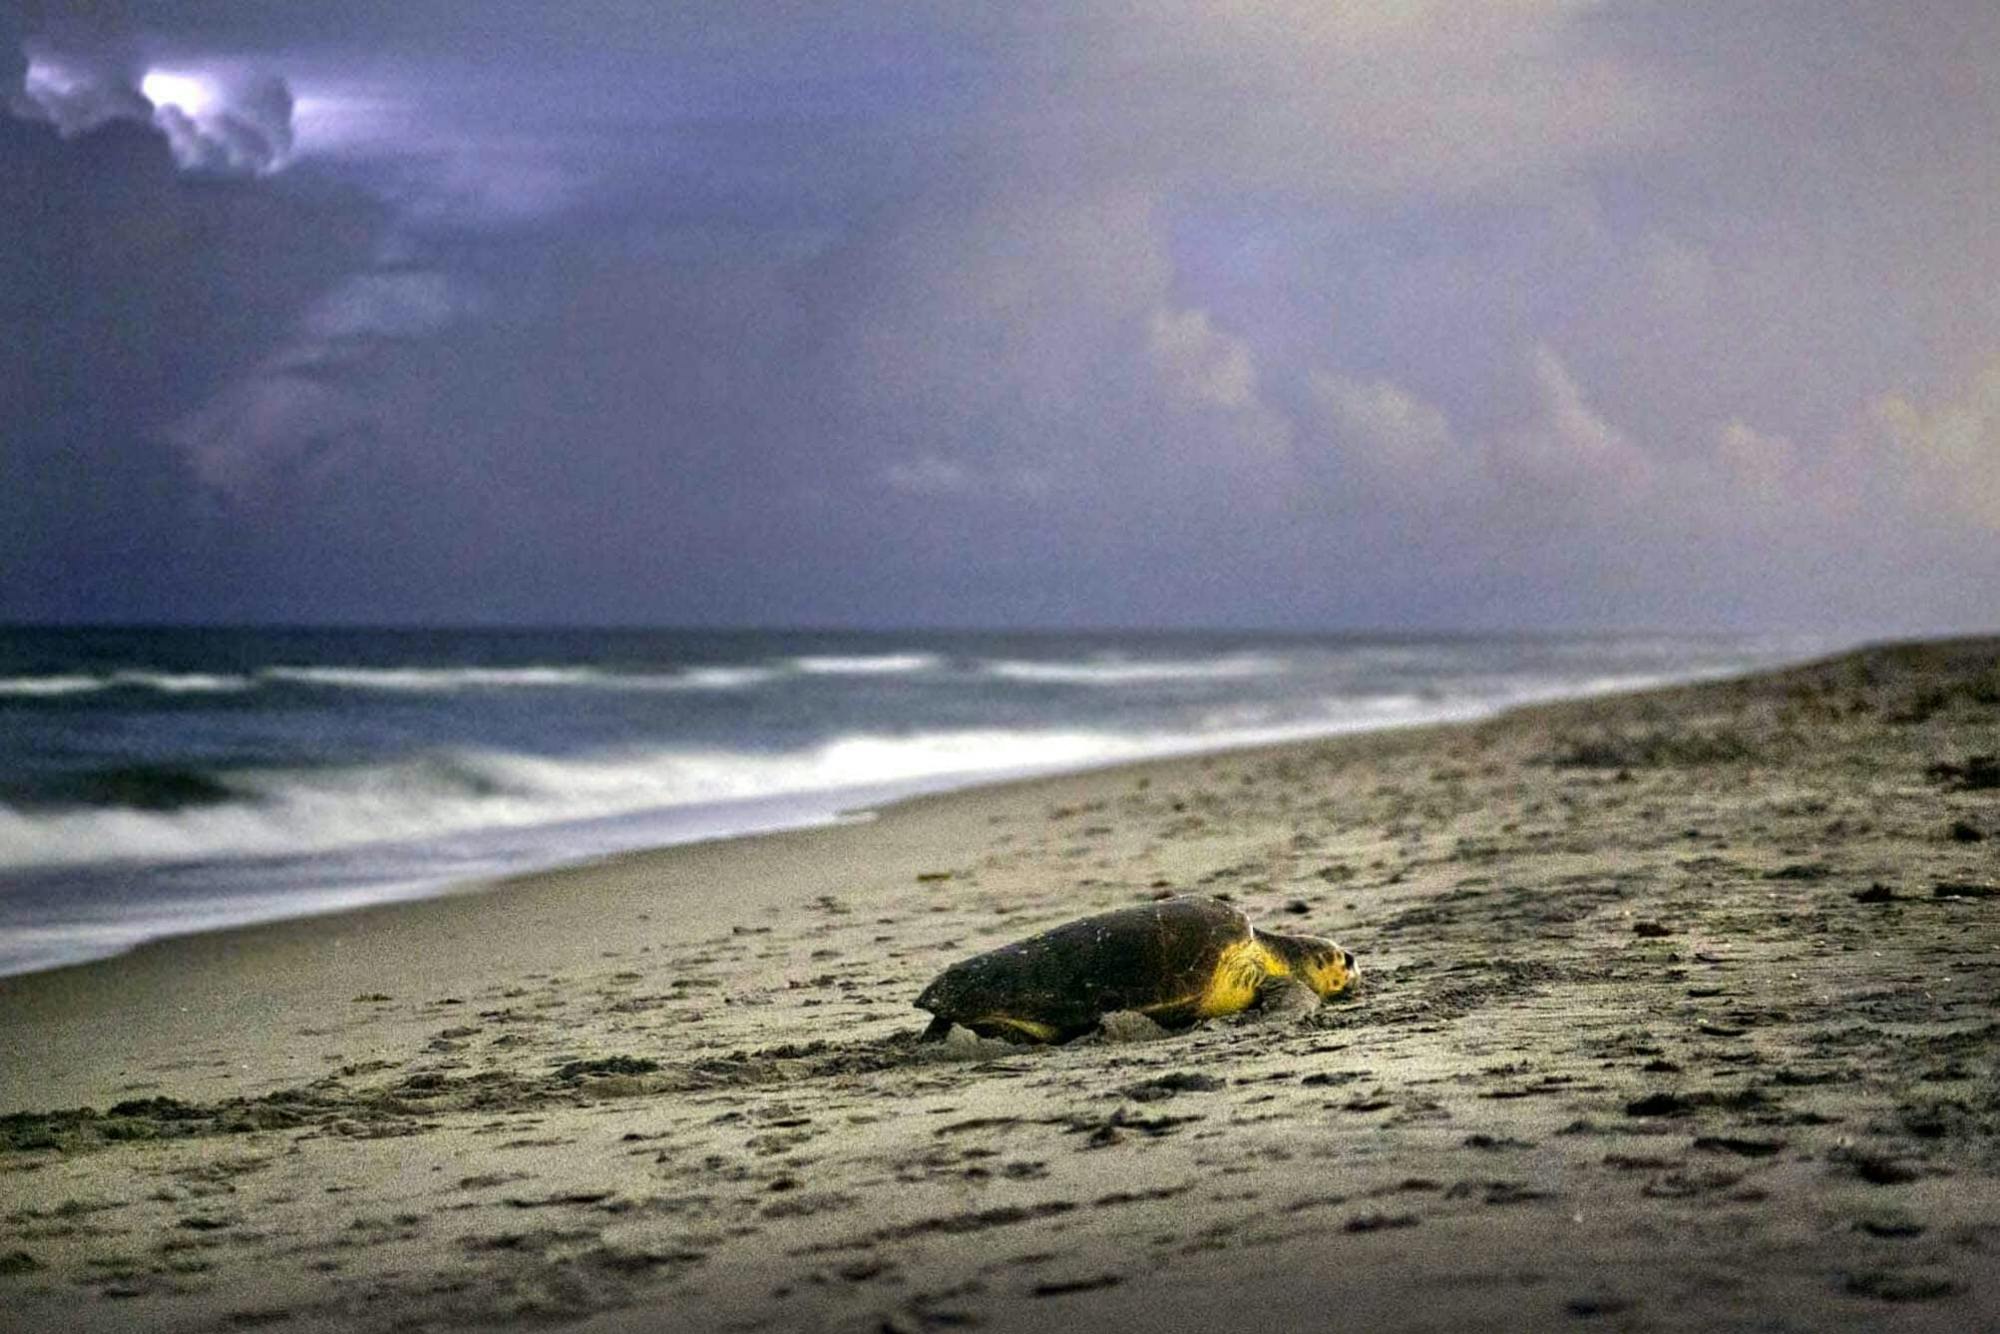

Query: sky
[3,2,1998,633]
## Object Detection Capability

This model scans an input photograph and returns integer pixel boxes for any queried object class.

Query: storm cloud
[0,106,383,617]
[16,34,298,175]
[5,3,1997,631]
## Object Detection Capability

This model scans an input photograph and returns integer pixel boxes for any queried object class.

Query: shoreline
[0,707,1499,1110]
[3,638,1997,1332]
[0,653,1812,984]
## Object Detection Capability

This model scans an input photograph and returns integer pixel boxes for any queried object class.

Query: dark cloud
[5,3,2000,631]
[0,110,383,619]
[16,36,299,176]
[13,38,148,134]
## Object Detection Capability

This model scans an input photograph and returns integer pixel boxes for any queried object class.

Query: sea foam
[983,654,1286,684]
[0,730,1094,869]
[0,711,1413,871]
[789,653,942,675]
[0,671,254,696]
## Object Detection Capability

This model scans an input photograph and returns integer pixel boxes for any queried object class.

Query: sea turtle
[915,895,1358,1044]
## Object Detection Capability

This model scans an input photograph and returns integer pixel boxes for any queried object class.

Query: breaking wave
[984,654,1287,685]
[674,666,784,689]
[116,671,254,693]
[3,669,1700,875]
[0,728,1167,869]
[789,653,942,675]
[0,671,254,697]
[0,659,939,699]
[0,658,1772,872]
[0,626,1835,978]
[259,664,779,691]
[3,652,1316,698]
[0,675,105,697]
[263,665,649,690]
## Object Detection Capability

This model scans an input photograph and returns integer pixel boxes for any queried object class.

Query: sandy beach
[2,639,1997,1332]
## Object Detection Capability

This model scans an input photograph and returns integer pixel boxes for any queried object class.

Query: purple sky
[5,3,1998,631]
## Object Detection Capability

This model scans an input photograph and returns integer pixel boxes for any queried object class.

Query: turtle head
[1262,930,1359,999]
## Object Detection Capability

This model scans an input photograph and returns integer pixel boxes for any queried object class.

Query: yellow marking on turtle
[1199,936,1291,1017]
[1119,936,1288,1022]
[972,1014,1062,1043]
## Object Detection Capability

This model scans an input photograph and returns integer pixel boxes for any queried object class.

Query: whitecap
[258,663,783,692]
[110,671,254,693]
[983,654,1286,685]
[0,675,107,697]
[789,653,941,675]
[261,664,614,690]
[666,666,782,689]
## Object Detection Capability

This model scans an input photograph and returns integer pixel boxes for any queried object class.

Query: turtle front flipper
[1250,974,1322,1020]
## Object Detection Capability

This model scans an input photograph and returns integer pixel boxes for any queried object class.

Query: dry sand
[2,639,1997,1332]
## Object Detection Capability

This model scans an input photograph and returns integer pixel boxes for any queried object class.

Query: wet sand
[2,639,1997,1332]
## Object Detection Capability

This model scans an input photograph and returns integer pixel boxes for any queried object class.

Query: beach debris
[914,896,1358,1044]
[1624,1093,1692,1118]
[1564,1295,1636,1318]
[1063,1106,1201,1147]
[553,1056,661,1082]
[1118,1072,1224,1102]
[1544,729,1755,770]
[1691,1135,1785,1158]
[1342,1211,1420,1233]
[1828,1145,1922,1185]
[1932,881,1997,900]
[1030,1273,1125,1297]
[1843,1270,1962,1303]
[1925,754,2000,790]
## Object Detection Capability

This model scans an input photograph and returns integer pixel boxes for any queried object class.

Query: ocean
[0,626,1831,976]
